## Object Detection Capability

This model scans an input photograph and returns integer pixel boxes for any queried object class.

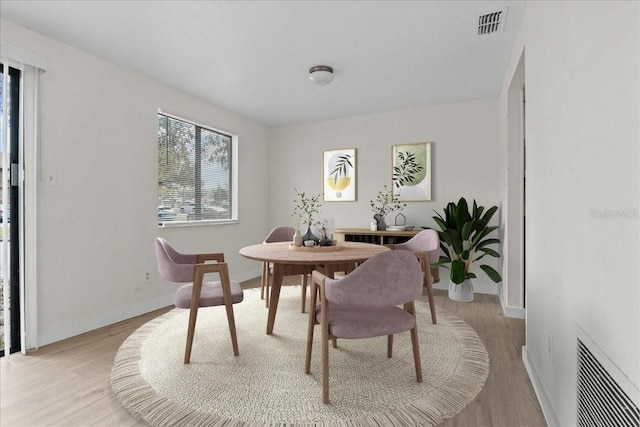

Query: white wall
[1,19,271,346]
[499,2,640,425]
[268,99,502,294]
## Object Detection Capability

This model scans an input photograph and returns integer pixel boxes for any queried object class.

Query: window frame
[157,109,238,227]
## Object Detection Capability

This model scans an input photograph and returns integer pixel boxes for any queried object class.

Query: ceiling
[1,1,525,127]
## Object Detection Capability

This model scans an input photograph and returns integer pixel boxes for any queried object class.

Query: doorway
[505,51,526,315]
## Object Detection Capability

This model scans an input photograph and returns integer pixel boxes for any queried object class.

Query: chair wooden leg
[260,262,267,300]
[322,316,330,404]
[184,275,205,364]
[220,267,240,357]
[265,264,271,308]
[301,273,308,313]
[320,284,330,404]
[387,334,393,358]
[426,280,437,325]
[421,258,437,324]
[265,280,270,308]
[305,325,315,375]
[410,326,422,383]
[225,303,240,357]
[184,306,199,364]
[407,302,423,383]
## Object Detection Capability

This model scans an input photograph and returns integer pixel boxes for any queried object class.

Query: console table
[333,228,439,282]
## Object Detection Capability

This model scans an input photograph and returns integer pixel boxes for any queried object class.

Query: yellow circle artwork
[326,152,353,199]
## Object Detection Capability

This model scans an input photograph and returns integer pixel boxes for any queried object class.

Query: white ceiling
[1,1,525,127]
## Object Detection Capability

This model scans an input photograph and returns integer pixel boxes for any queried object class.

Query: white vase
[293,229,302,247]
[448,279,474,302]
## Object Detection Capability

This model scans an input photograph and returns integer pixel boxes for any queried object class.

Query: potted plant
[370,185,406,230]
[432,197,502,302]
[292,188,322,242]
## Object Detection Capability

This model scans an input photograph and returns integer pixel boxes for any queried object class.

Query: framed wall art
[392,142,431,201]
[323,148,356,202]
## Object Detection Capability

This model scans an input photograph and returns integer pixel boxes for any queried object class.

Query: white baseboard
[502,304,526,319]
[35,269,263,349]
[434,280,526,319]
[499,293,526,319]
[522,345,559,427]
[433,281,497,295]
[36,294,173,348]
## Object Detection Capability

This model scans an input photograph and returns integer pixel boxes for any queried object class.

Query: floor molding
[433,281,497,295]
[499,293,526,319]
[36,294,172,348]
[522,345,560,427]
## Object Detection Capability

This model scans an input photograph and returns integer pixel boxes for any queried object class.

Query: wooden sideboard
[333,228,439,282]
[333,228,418,245]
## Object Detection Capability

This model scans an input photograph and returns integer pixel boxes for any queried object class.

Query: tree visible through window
[157,113,233,225]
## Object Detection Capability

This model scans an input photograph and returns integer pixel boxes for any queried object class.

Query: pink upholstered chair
[261,226,311,312]
[305,250,424,404]
[155,237,243,364]
[389,229,440,324]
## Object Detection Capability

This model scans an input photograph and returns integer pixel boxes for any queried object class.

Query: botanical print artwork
[323,148,356,201]
[392,142,431,201]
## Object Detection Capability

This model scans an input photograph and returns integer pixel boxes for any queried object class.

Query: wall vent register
[577,338,639,427]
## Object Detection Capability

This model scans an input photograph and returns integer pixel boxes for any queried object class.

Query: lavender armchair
[389,229,440,324]
[305,250,424,404]
[155,237,243,364]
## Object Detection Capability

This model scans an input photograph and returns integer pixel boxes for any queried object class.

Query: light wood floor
[1,277,546,427]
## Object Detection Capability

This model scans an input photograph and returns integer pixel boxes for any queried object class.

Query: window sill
[158,219,239,228]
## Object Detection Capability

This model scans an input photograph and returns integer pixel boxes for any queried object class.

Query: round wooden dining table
[239,241,389,335]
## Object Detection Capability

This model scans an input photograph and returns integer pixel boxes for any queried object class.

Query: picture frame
[392,142,432,201]
[323,148,356,202]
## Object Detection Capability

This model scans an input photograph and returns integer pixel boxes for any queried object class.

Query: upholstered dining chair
[389,229,440,324]
[155,237,244,364]
[305,250,424,404]
[261,226,311,312]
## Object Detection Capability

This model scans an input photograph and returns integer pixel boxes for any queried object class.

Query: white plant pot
[448,279,474,302]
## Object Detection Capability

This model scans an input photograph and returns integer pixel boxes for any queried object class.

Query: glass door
[1,63,21,356]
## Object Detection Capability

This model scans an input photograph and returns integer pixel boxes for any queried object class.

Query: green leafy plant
[292,188,322,227]
[432,197,502,285]
[370,185,406,215]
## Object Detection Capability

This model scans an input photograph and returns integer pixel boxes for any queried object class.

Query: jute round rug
[111,286,489,426]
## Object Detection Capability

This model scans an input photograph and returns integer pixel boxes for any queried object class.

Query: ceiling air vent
[477,9,507,35]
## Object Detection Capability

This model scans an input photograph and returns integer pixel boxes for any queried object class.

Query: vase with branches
[369,185,405,230]
[292,188,322,241]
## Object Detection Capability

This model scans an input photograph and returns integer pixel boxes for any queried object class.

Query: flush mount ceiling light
[309,65,334,86]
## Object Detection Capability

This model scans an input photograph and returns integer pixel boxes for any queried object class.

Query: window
[157,112,236,226]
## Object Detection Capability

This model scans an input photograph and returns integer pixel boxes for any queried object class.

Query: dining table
[239,241,390,335]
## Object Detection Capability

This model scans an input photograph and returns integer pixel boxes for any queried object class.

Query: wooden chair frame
[412,250,437,325]
[184,253,239,364]
[305,270,422,404]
